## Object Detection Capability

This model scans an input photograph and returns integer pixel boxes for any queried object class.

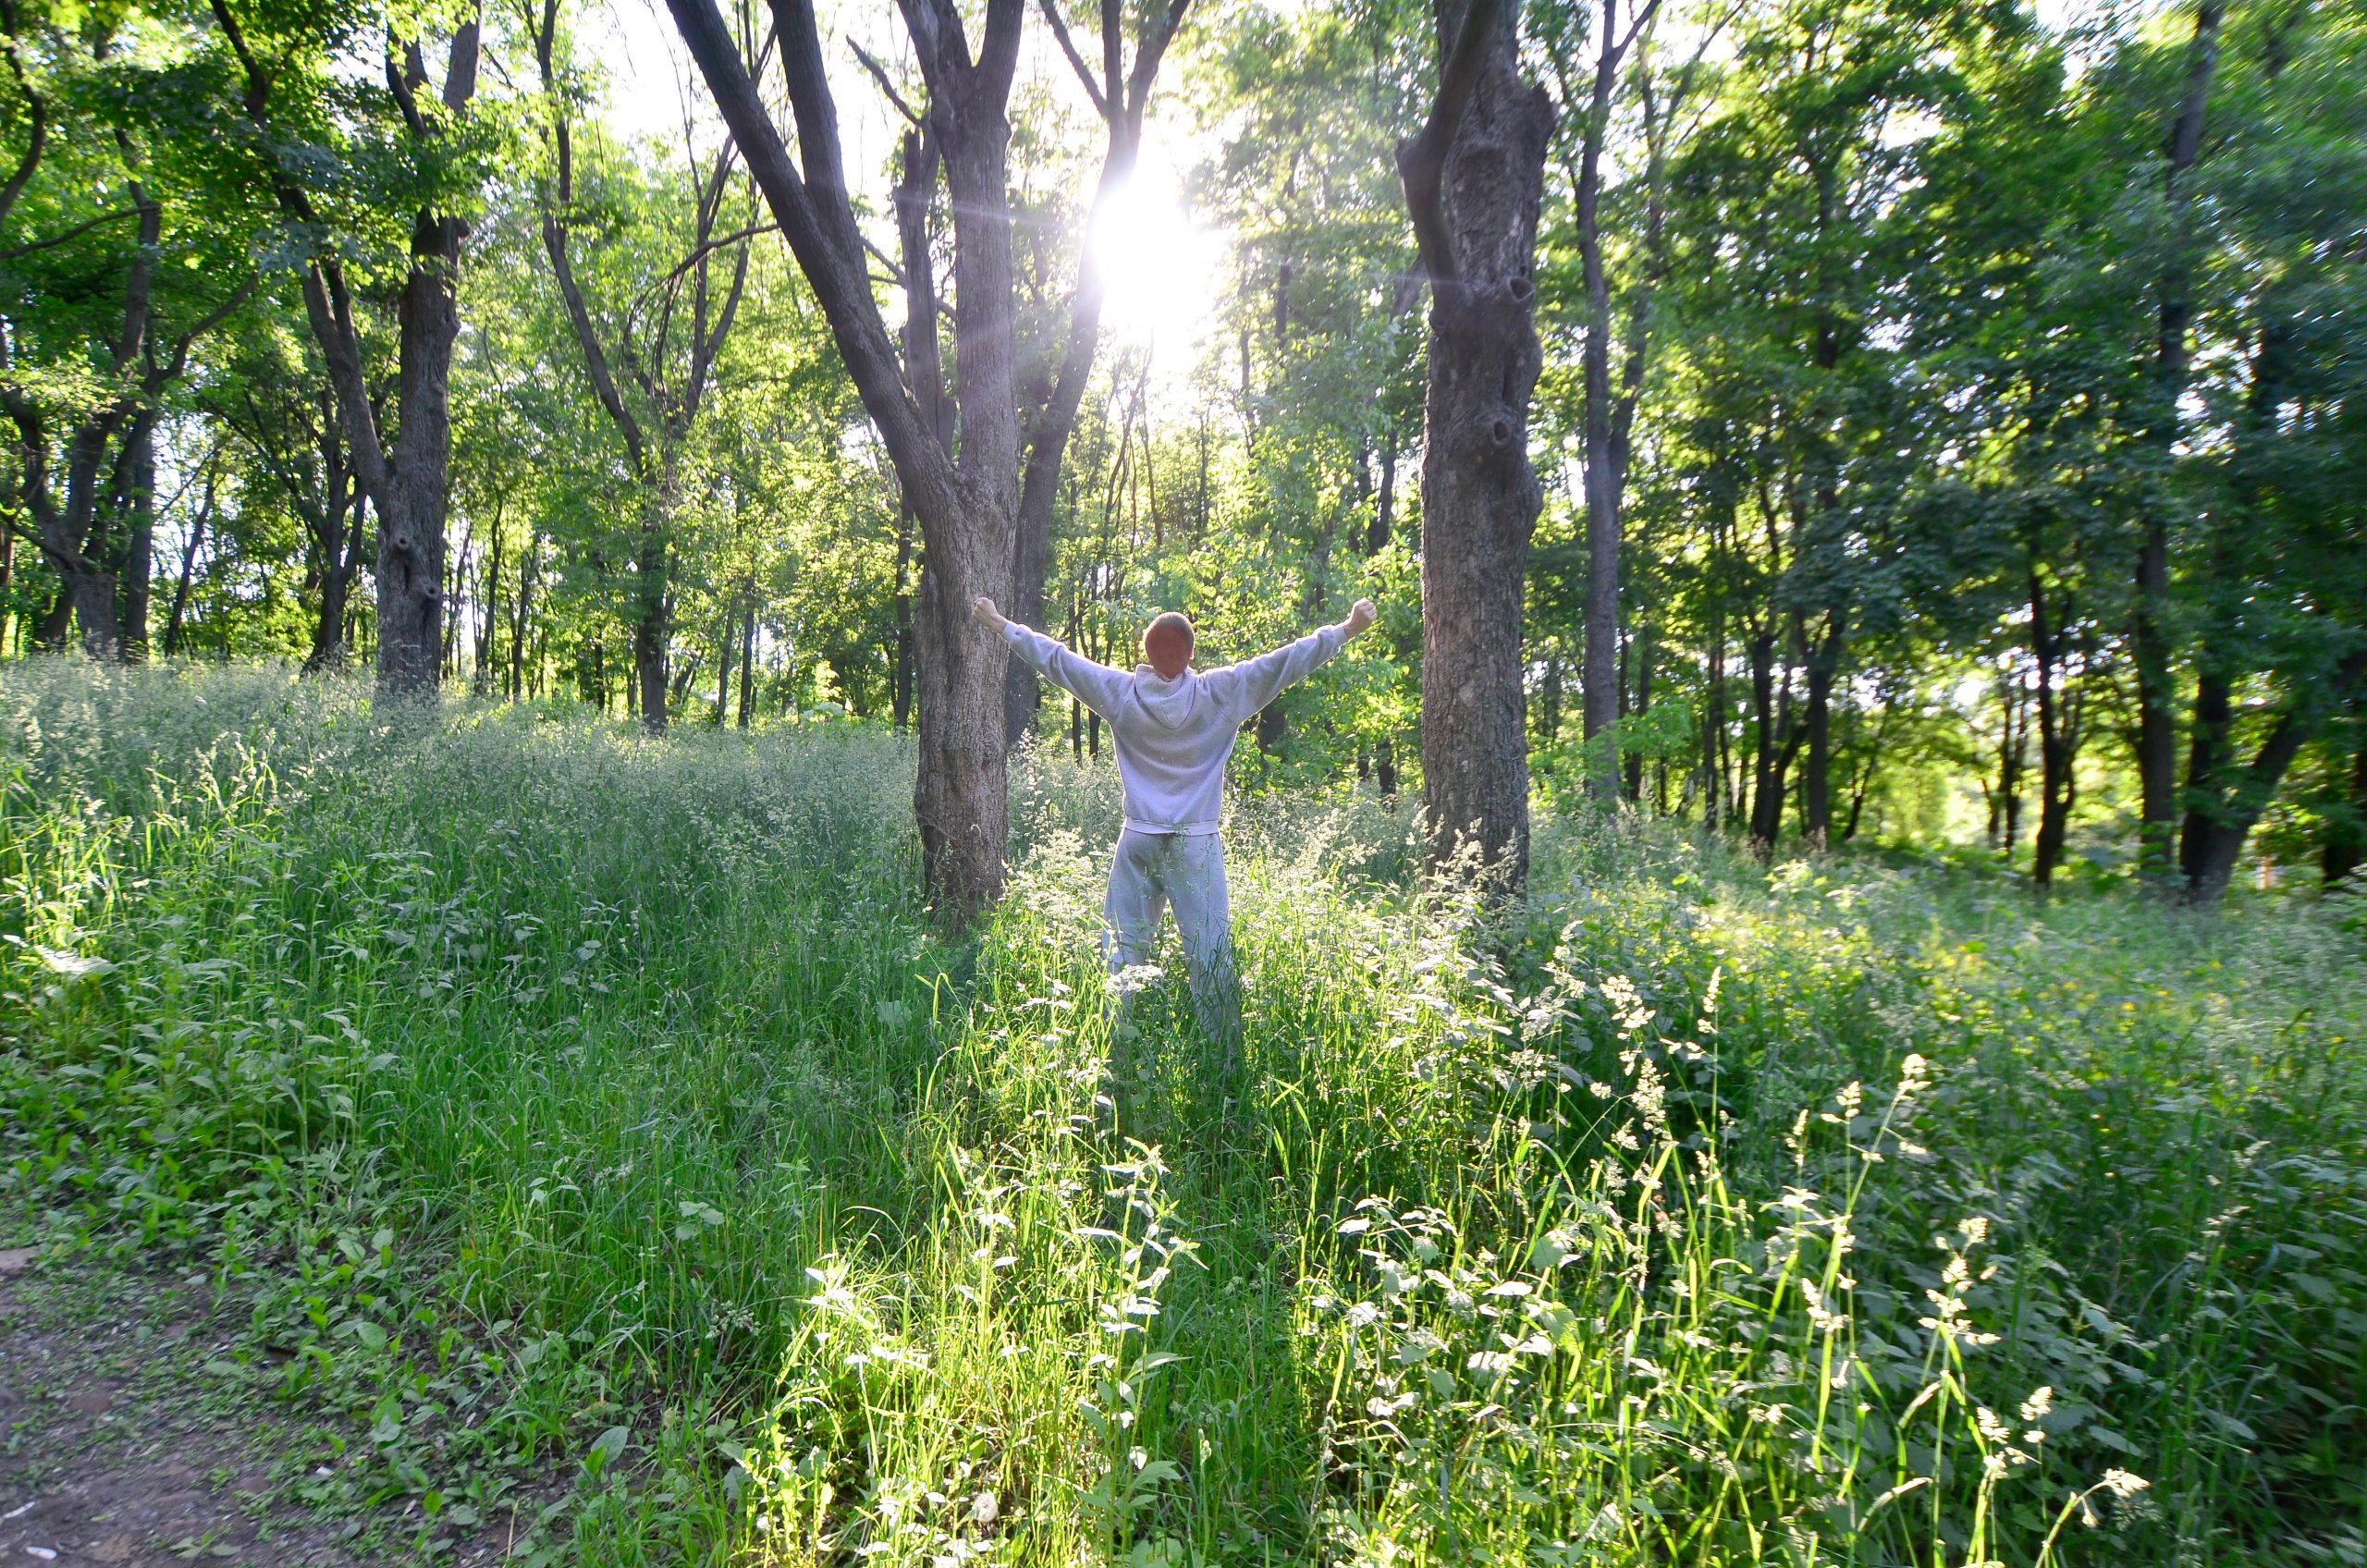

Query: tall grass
[2,659,2361,1566]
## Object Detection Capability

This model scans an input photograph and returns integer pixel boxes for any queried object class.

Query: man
[972,594,1377,1052]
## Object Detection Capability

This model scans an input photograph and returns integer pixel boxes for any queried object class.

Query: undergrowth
[1,660,2361,1566]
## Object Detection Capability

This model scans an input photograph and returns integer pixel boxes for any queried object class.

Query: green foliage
[6,662,2362,1563]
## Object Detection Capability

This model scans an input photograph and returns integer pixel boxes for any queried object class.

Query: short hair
[1142,610,1194,663]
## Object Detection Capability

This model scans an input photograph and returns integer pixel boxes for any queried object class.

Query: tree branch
[849,38,925,126]
[1396,0,1503,286]
[665,0,945,499]
[0,205,141,261]
[1035,0,1110,118]
[0,0,48,236]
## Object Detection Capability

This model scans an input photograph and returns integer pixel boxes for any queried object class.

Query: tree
[2130,0,2224,880]
[211,0,492,696]
[1399,0,1553,888]
[665,0,1184,920]
[0,0,263,658]
[526,0,754,730]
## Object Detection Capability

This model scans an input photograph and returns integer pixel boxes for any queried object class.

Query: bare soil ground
[0,1246,534,1568]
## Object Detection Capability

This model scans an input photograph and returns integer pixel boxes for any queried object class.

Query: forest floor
[0,1244,358,1566]
[0,1243,550,1565]
[3,664,2364,1567]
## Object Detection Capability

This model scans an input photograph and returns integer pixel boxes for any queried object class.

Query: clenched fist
[1343,598,1378,637]
[973,596,1006,630]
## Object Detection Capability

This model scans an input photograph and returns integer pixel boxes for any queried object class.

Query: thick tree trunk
[1745,629,1798,851]
[634,540,668,732]
[913,533,1012,920]
[217,3,481,699]
[1402,0,1554,888]
[668,0,1098,922]
[65,558,118,656]
[891,501,917,733]
[2177,662,2234,888]
[372,242,456,695]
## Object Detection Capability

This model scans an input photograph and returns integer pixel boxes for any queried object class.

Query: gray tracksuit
[1000,619,1351,1039]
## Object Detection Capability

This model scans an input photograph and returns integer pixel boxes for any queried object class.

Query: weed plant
[2,660,2361,1565]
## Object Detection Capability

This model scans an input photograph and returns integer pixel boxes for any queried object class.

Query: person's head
[1141,610,1194,679]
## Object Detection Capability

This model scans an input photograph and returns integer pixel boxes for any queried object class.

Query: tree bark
[669,0,1034,920]
[1400,0,1555,888]
[1799,613,1844,848]
[2133,0,2226,879]
[2029,570,2079,888]
[1573,0,1661,802]
[117,408,156,658]
[1745,627,1800,851]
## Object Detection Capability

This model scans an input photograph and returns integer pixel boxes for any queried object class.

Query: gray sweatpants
[1104,827,1240,1048]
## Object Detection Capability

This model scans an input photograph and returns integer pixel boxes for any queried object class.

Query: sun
[1085,161,1223,349]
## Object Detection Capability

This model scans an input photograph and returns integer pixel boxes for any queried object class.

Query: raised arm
[974,597,1129,717]
[1211,598,1377,722]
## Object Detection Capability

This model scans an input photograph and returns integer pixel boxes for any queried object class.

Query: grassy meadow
[3,660,2363,1566]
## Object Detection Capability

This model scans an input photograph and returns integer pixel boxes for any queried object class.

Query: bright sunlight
[1085,160,1225,349]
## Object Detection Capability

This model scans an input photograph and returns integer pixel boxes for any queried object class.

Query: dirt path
[0,1246,392,1567]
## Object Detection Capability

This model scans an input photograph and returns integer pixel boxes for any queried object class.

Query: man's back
[999,620,1353,834]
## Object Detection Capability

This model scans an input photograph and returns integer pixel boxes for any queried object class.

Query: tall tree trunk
[1996,669,2026,862]
[1624,620,1651,802]
[634,516,668,731]
[375,177,472,693]
[1368,423,1401,556]
[117,409,155,659]
[2133,0,2226,878]
[715,604,733,725]
[1799,614,1844,848]
[1745,629,1798,851]
[668,0,1184,919]
[162,470,211,659]
[1572,0,1661,802]
[2177,661,2234,888]
[2030,571,2077,888]
[1400,0,1554,888]
[473,499,501,693]
[733,605,750,727]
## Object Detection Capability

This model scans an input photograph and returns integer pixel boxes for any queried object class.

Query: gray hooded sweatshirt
[1001,619,1352,835]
